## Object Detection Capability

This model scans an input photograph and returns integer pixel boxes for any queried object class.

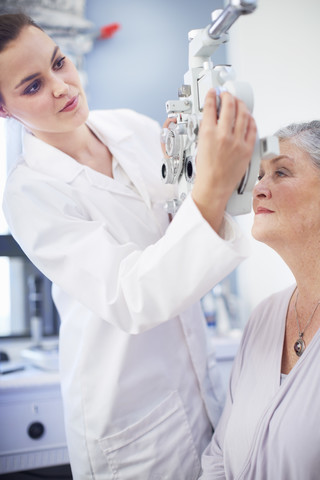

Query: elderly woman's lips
[256,207,274,214]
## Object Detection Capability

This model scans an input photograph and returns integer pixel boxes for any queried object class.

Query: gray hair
[275,120,320,170]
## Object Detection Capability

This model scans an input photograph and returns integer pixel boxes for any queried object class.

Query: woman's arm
[3,92,254,334]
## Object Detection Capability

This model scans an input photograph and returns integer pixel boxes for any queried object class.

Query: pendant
[294,337,305,357]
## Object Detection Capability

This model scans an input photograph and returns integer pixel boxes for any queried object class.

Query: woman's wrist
[191,187,228,233]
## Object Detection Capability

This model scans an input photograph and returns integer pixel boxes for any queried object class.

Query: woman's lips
[59,95,79,112]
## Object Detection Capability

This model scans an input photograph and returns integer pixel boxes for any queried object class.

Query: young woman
[200,121,320,480]
[0,13,256,479]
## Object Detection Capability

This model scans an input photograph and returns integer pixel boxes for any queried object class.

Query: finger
[162,116,177,129]
[202,88,218,127]
[245,115,257,146]
[218,92,236,132]
[233,99,251,138]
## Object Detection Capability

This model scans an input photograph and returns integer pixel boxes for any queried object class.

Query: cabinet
[0,335,240,474]
[0,367,69,474]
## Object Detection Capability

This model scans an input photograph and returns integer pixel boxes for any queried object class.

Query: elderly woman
[0,12,256,480]
[200,120,320,479]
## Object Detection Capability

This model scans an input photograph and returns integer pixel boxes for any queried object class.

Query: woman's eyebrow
[15,72,40,89]
[14,46,60,90]
[50,45,59,64]
[260,154,295,172]
[271,155,295,165]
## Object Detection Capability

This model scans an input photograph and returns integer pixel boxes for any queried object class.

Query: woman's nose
[253,178,272,199]
[52,76,69,98]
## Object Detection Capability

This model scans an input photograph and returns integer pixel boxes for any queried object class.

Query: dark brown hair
[0,13,42,104]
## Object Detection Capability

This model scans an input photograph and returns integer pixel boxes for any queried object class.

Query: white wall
[226,0,320,314]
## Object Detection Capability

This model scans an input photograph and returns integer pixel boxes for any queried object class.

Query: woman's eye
[275,170,286,177]
[23,79,41,95]
[54,56,66,70]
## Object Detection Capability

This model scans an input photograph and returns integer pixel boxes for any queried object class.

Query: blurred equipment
[0,0,120,81]
[20,275,59,371]
[161,0,279,216]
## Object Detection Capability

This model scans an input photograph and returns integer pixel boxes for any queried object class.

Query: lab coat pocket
[99,390,201,480]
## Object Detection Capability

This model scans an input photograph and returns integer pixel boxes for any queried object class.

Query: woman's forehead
[3,25,53,54]
[259,140,318,174]
[0,26,56,88]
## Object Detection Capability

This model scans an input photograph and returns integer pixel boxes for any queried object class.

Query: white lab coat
[3,109,250,480]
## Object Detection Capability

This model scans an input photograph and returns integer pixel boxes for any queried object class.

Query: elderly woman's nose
[253,178,272,199]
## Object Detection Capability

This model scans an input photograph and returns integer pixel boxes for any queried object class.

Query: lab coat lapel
[23,131,146,201]
[79,160,138,199]
[87,113,152,208]
[109,140,152,209]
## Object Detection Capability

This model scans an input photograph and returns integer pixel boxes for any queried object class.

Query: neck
[271,238,320,302]
[32,122,113,177]
[286,251,320,302]
[32,123,93,161]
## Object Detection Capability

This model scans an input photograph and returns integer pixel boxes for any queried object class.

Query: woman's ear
[0,105,9,118]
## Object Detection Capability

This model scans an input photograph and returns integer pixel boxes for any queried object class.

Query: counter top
[0,364,61,391]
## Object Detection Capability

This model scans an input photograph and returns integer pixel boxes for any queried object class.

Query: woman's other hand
[160,116,177,158]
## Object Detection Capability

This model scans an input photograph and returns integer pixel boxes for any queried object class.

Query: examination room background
[1,2,320,478]
[1,0,319,332]
[84,0,320,319]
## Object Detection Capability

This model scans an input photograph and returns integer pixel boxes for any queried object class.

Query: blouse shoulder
[243,284,296,339]
[252,285,296,316]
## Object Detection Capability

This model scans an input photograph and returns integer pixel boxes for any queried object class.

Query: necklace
[293,291,320,357]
